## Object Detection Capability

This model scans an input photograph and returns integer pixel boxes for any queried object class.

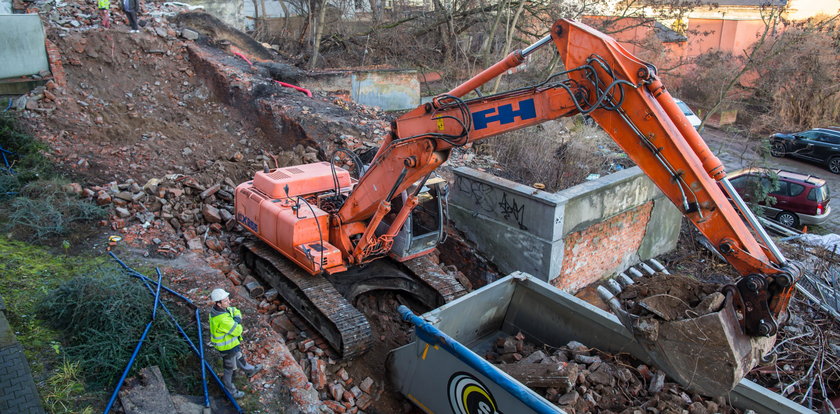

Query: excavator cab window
[411,185,442,236]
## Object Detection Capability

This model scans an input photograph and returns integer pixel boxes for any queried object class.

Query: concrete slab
[0,14,49,79]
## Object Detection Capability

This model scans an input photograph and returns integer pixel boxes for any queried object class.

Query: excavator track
[242,240,374,359]
[402,255,467,303]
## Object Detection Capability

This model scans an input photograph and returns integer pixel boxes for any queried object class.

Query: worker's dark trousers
[124,10,138,30]
[221,351,256,391]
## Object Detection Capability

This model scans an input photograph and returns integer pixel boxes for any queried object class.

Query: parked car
[725,167,831,228]
[674,98,701,130]
[768,127,840,174]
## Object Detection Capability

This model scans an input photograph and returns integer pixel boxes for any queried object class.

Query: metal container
[387,272,814,414]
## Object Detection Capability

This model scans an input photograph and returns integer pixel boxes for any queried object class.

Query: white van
[674,98,702,130]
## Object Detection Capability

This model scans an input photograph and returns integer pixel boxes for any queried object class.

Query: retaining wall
[449,166,681,292]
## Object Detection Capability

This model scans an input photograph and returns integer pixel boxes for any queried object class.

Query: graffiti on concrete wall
[456,175,528,230]
[498,193,527,230]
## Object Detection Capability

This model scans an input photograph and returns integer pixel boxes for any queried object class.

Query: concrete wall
[179,0,245,29]
[0,14,49,79]
[449,166,681,292]
[302,69,419,111]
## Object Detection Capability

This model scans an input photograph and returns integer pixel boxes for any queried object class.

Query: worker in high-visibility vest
[209,288,262,399]
[97,0,110,28]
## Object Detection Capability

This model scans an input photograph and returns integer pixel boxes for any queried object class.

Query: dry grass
[473,118,633,192]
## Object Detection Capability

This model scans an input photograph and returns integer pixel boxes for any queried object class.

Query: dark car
[769,127,840,173]
[726,168,831,228]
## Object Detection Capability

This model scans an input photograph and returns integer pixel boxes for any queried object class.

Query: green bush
[37,267,198,387]
[4,179,106,241]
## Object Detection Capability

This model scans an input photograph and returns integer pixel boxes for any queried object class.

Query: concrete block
[0,15,49,79]
[181,28,199,40]
[449,166,680,291]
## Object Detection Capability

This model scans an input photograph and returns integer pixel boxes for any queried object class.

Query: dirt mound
[23,30,280,186]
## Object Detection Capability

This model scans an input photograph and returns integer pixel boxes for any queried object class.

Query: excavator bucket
[598,274,774,397]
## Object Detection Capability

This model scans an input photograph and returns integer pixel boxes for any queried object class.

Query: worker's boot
[223,369,245,399]
[239,357,263,377]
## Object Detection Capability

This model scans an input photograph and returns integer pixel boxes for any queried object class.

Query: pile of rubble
[488,334,744,414]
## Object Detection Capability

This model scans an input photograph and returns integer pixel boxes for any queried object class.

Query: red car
[725,168,831,228]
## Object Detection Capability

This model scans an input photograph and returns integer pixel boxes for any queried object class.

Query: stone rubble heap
[488,334,750,414]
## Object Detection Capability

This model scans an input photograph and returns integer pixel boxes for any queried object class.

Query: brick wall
[553,201,653,292]
[45,39,66,87]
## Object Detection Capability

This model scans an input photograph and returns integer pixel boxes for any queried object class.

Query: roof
[730,167,826,187]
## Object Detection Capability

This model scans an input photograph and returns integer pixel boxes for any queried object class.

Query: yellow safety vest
[98,0,110,9]
[209,306,243,352]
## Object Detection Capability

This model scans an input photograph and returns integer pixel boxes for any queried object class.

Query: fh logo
[448,372,504,414]
[471,99,537,130]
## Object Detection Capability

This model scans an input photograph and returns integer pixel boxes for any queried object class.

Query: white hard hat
[210,288,230,302]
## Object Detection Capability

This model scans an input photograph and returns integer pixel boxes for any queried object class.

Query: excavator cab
[378,174,449,262]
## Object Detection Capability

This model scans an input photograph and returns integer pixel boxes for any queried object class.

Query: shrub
[37,267,198,387]
[4,180,105,241]
[0,115,104,241]
[475,117,632,191]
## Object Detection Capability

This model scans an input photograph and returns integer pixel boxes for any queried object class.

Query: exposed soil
[28,30,275,187]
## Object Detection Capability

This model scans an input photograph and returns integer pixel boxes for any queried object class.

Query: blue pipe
[398,305,559,414]
[104,268,168,413]
[153,268,163,320]
[109,252,196,307]
[196,308,210,408]
[121,255,242,413]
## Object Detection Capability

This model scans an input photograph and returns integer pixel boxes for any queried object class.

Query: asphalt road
[701,127,840,234]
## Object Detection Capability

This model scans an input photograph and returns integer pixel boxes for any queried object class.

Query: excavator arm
[337,19,798,334]
[328,19,802,395]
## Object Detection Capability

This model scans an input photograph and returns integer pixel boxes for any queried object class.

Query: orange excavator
[234,19,801,393]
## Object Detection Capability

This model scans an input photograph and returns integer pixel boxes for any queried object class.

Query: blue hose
[1,146,16,175]
[103,274,164,414]
[196,308,210,408]
[398,305,559,414]
[111,252,243,413]
[109,252,196,307]
[2,98,11,112]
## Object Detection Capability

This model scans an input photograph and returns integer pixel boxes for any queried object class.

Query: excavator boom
[235,18,801,393]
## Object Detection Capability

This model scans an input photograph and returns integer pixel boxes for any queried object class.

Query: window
[819,133,840,144]
[676,101,693,116]
[729,175,752,191]
[787,182,805,197]
[798,131,820,140]
[762,177,783,195]
[807,185,830,202]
